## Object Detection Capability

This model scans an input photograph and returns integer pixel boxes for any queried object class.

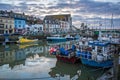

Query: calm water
[0,40,106,80]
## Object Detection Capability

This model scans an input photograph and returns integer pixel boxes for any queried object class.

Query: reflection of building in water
[0,44,50,68]
[0,45,16,64]
[3,50,15,63]
[24,46,44,55]
[15,50,26,61]
[0,52,4,63]
[44,46,50,55]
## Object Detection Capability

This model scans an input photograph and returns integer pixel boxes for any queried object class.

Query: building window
[10,20,12,23]
[45,20,47,23]
[19,25,21,27]
[19,21,21,24]
[9,30,12,33]
[0,24,4,28]
[40,27,42,30]
[10,25,12,28]
[0,30,4,34]
[6,25,8,29]
[0,19,2,22]
[5,30,8,34]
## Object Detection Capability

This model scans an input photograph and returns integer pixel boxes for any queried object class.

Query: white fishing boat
[76,40,114,68]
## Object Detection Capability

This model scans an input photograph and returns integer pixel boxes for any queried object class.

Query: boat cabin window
[92,46,95,49]
[97,46,102,53]
[82,41,85,44]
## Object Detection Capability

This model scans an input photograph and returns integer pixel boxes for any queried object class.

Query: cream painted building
[44,14,72,33]
[0,17,14,35]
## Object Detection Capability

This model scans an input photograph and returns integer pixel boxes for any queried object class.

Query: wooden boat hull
[56,55,79,64]
[81,58,113,68]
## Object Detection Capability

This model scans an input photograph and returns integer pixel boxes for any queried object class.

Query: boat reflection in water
[49,61,106,80]
[18,43,38,49]
[49,61,81,80]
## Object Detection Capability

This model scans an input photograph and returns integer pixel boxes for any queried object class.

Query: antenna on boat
[70,0,72,32]
[98,21,102,41]
[110,13,114,42]
[111,13,113,29]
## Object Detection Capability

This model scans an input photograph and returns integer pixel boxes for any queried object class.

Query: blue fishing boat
[76,40,113,68]
[47,34,66,42]
[49,44,79,64]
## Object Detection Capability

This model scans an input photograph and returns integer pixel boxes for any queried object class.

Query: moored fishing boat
[76,40,114,68]
[47,34,66,42]
[17,37,38,44]
[49,44,79,64]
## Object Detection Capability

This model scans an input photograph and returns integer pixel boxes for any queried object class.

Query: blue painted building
[14,18,26,34]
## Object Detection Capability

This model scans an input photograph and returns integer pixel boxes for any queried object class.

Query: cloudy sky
[0,0,120,29]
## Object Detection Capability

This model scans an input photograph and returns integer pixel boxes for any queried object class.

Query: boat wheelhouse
[76,40,114,68]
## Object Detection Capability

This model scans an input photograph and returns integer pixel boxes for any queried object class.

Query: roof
[44,14,71,21]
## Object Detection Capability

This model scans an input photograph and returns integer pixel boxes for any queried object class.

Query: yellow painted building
[0,17,14,35]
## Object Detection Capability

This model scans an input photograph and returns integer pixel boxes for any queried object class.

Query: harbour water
[0,40,110,80]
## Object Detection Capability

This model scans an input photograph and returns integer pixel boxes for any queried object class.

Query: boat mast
[111,13,114,39]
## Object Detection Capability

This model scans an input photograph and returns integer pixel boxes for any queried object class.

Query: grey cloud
[74,0,120,16]
[0,0,120,28]
[54,0,120,16]
[0,3,14,10]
